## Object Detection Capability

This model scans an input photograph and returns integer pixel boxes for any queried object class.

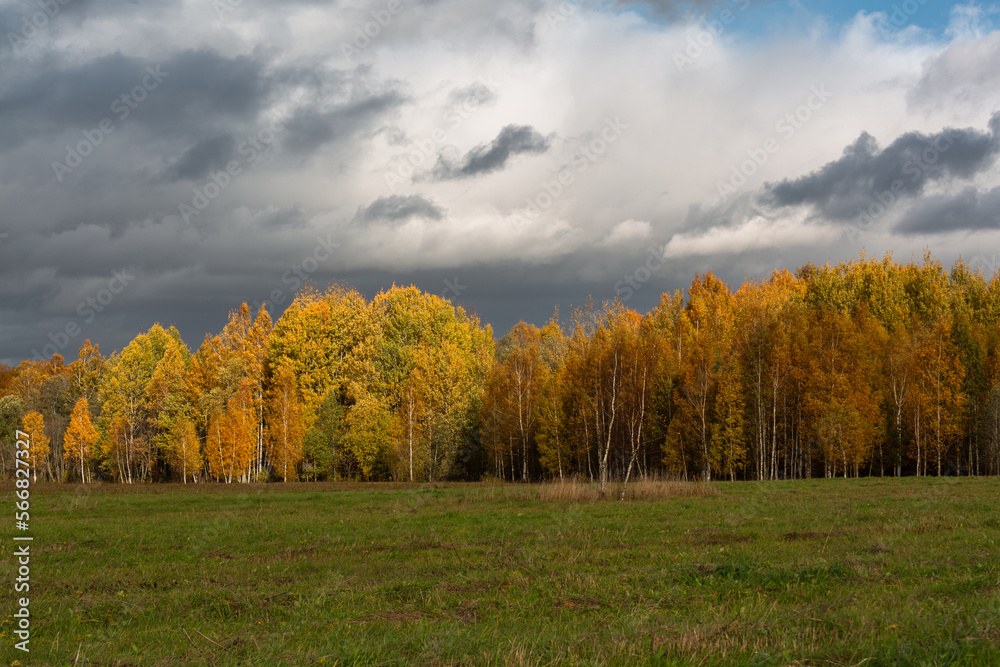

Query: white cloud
[601,219,651,246]
[663,215,840,258]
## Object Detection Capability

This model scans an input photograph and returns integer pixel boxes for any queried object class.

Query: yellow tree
[64,398,98,482]
[731,281,769,480]
[266,364,306,481]
[11,356,69,481]
[711,355,746,481]
[408,339,477,481]
[672,273,733,481]
[646,292,684,477]
[391,381,425,481]
[351,285,493,481]
[565,304,621,494]
[803,308,879,477]
[206,379,255,483]
[559,300,651,495]
[225,304,272,478]
[481,322,546,482]
[204,412,227,482]
[907,360,935,477]
[227,379,256,482]
[21,411,50,482]
[213,303,273,478]
[70,339,104,403]
[187,333,226,438]
[11,359,55,412]
[267,284,371,422]
[168,416,202,483]
[98,325,182,482]
[900,255,965,475]
[730,270,804,480]
[916,316,967,475]
[556,301,627,487]
[533,312,570,480]
[536,368,569,479]
[186,304,272,482]
[340,394,392,479]
[614,309,662,497]
[879,320,916,477]
[145,336,192,480]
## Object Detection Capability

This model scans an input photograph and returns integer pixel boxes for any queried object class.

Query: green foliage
[301,390,346,480]
[0,394,26,475]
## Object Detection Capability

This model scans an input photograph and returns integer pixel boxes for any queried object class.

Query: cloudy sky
[2,0,999,364]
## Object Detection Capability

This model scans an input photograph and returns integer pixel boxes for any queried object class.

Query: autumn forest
[4,252,1000,487]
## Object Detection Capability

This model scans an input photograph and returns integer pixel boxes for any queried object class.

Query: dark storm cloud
[281,92,407,154]
[353,195,444,225]
[894,186,1000,235]
[136,50,268,129]
[0,49,267,152]
[166,135,236,182]
[432,124,550,180]
[0,52,146,149]
[260,207,309,231]
[446,80,497,108]
[764,113,1000,220]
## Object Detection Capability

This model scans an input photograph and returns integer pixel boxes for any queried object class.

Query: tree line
[2,252,1000,485]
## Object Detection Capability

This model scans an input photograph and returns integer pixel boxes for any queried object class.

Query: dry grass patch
[466,478,721,503]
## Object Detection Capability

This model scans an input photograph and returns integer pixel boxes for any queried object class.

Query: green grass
[2,477,1000,665]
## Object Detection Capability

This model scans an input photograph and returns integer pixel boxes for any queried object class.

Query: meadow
[2,477,999,665]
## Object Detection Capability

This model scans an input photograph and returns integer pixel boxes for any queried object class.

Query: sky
[2,0,1000,365]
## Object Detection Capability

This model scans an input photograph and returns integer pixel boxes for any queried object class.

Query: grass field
[3,477,1000,665]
